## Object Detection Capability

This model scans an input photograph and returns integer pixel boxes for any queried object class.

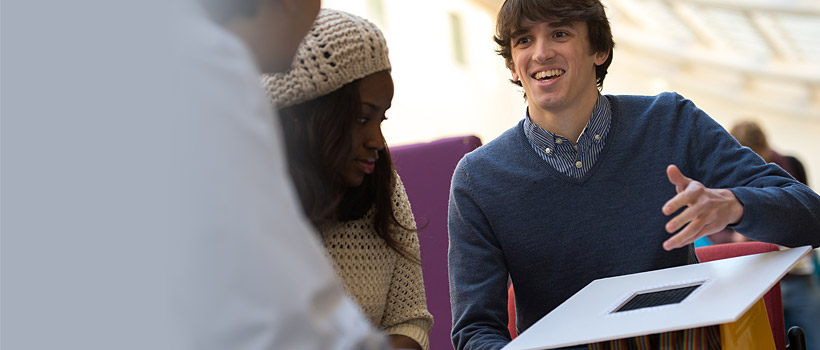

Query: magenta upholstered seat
[391,135,482,350]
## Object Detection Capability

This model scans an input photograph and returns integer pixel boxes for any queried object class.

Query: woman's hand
[388,334,422,350]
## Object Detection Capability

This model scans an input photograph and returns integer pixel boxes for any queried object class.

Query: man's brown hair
[494,0,615,89]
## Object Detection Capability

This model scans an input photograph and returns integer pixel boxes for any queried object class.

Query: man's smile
[532,69,565,81]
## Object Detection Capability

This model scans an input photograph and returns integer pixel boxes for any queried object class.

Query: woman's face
[341,70,393,187]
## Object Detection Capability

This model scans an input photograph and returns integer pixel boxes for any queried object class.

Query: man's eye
[554,31,569,38]
[515,37,531,45]
[358,117,369,125]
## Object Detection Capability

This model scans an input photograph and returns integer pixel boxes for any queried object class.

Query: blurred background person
[730,120,807,184]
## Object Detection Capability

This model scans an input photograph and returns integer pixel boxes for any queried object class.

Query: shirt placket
[554,136,576,176]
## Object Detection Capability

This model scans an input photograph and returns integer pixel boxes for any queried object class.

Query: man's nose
[533,39,555,64]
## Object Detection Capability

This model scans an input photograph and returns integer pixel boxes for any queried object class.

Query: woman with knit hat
[262,9,432,350]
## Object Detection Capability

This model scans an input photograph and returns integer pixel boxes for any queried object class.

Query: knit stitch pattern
[262,8,391,107]
[321,172,433,349]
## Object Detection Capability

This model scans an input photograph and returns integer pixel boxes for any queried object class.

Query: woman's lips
[357,159,376,174]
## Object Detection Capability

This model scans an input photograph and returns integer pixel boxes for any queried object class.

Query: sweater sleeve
[675,94,820,248]
[380,173,433,349]
[448,156,512,350]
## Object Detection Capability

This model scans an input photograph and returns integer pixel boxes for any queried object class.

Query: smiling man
[446,0,820,349]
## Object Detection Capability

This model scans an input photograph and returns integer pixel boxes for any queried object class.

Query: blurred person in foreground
[180,0,387,348]
[3,0,386,349]
[446,0,820,349]
[262,9,433,350]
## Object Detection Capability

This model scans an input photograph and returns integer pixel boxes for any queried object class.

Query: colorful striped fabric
[588,325,721,349]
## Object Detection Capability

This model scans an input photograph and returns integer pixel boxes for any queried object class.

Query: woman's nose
[364,127,385,151]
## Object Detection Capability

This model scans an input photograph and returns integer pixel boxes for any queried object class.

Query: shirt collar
[523,94,611,150]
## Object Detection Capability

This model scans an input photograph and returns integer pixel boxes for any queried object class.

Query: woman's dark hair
[494,0,614,90]
[277,79,418,263]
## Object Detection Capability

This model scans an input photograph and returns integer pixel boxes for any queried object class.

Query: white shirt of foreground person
[173,4,387,350]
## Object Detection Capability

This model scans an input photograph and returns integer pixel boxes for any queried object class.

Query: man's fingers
[665,204,696,233]
[664,210,702,249]
[664,215,706,250]
[664,221,716,251]
[666,164,690,193]
[663,229,694,251]
[662,181,701,216]
[661,164,742,251]
[662,194,683,216]
[663,165,693,215]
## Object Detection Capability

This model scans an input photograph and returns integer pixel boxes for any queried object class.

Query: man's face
[256,0,321,73]
[280,0,321,69]
[508,20,607,118]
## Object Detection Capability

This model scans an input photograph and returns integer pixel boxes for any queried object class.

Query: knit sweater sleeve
[448,154,512,350]
[671,93,820,248]
[381,172,433,350]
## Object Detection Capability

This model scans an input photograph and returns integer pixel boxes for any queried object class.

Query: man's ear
[594,50,609,66]
[510,68,520,82]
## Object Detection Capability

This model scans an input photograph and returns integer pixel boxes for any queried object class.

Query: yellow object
[720,298,775,349]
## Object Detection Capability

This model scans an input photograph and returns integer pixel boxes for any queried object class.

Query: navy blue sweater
[447,93,820,350]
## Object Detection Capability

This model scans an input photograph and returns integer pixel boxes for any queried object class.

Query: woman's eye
[358,117,369,125]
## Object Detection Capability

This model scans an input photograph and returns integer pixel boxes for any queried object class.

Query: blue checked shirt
[523,94,611,179]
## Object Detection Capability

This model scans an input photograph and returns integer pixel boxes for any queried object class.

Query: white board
[503,246,812,350]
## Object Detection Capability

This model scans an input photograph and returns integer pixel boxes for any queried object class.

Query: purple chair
[391,135,482,350]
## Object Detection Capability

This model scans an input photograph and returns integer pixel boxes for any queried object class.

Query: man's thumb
[666,164,688,192]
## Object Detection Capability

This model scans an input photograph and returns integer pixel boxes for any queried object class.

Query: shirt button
[575,161,583,168]
[594,134,601,141]
[544,147,551,154]
[555,138,563,144]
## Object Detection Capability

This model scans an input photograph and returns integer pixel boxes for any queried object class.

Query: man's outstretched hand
[661,165,744,251]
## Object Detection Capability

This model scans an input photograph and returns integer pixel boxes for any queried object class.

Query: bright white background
[323,0,820,188]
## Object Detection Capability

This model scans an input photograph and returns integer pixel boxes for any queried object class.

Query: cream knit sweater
[320,172,433,349]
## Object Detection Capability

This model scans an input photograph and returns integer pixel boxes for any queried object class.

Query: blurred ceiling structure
[471,0,820,119]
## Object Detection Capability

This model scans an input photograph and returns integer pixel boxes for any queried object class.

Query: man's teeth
[534,69,564,80]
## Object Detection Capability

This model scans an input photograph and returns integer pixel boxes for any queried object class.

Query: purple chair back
[391,135,482,350]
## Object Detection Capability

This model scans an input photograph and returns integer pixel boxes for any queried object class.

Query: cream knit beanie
[262,9,391,108]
